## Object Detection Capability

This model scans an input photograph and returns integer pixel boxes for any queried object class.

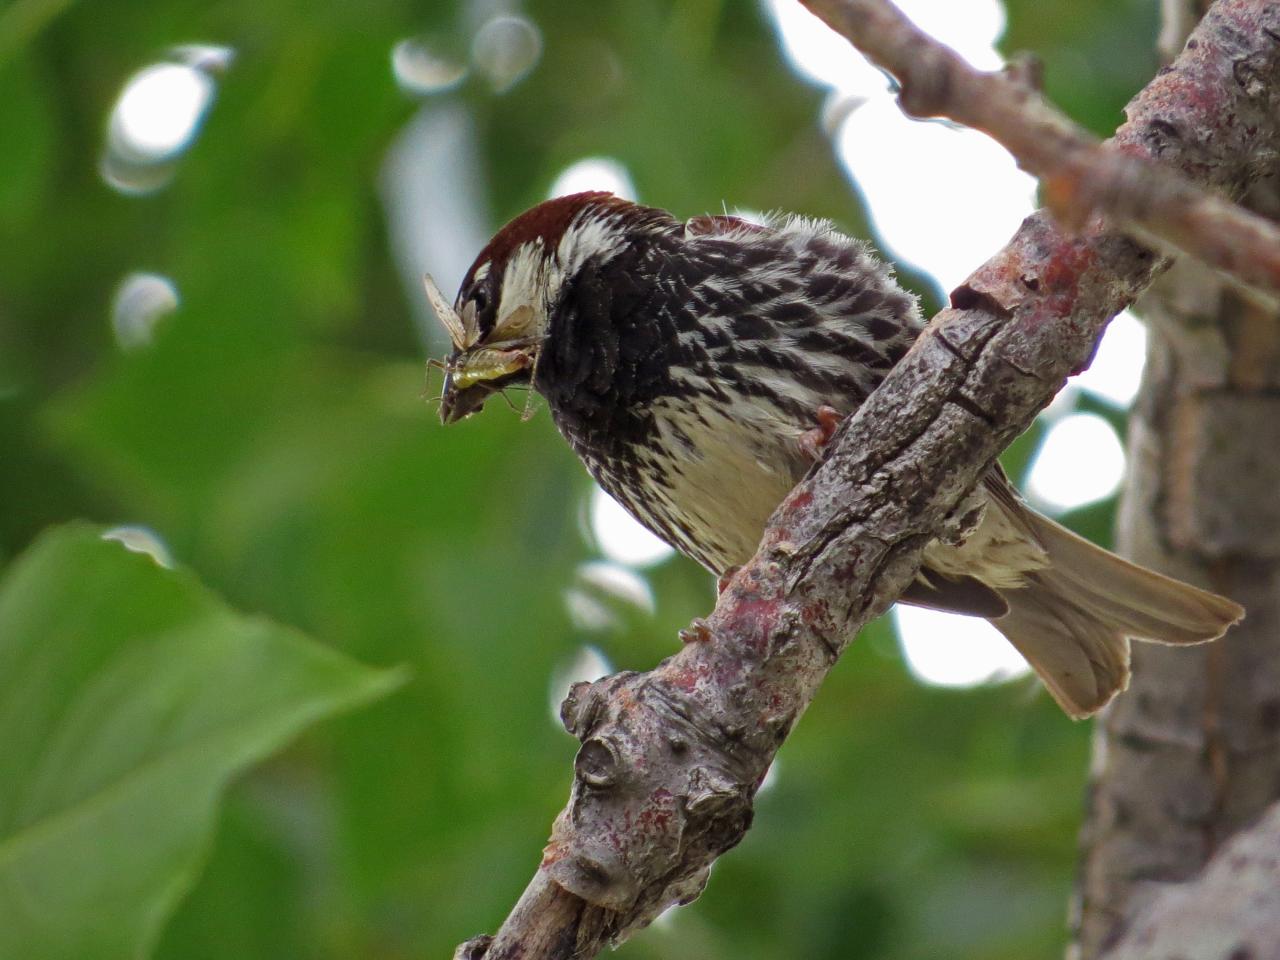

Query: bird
[427,190,1243,718]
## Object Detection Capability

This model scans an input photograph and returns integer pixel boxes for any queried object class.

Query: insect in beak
[438,347,537,422]
[449,342,535,387]
[426,276,541,424]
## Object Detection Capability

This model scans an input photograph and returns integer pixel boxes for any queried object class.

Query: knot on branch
[544,671,765,942]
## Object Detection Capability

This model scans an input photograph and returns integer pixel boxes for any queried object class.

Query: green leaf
[0,524,405,960]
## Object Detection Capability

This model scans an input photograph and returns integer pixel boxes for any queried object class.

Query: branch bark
[458,2,1280,957]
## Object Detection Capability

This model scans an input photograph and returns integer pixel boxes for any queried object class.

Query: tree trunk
[1072,8,1280,943]
[1098,800,1280,959]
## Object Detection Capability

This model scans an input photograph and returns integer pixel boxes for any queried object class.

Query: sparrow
[428,191,1243,718]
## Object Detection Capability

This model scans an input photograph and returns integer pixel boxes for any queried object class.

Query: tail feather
[991,509,1244,719]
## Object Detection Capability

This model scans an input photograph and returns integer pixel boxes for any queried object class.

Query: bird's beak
[425,275,541,424]
[438,344,538,424]
[439,373,488,423]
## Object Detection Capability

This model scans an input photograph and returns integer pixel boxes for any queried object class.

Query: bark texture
[1074,171,1280,957]
[1071,6,1280,955]
[1072,5,1280,955]
[1099,801,1280,959]
[460,3,1280,958]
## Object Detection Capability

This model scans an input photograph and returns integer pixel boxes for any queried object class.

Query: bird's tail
[991,509,1244,719]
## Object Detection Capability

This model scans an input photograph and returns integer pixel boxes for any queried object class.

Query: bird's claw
[798,405,844,462]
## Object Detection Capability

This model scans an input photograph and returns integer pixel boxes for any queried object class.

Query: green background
[1,0,1160,957]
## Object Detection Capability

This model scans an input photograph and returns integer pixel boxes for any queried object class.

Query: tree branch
[800,0,1280,301]
[457,2,1280,957]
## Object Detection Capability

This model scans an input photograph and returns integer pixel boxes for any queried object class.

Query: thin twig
[800,0,1280,301]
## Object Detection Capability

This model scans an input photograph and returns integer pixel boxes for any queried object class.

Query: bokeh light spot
[391,39,468,94]
[549,157,637,202]
[576,561,655,615]
[563,561,654,636]
[472,15,542,93]
[112,63,214,160]
[757,759,780,795]
[1074,310,1148,408]
[101,525,175,569]
[894,605,1030,688]
[892,0,1006,69]
[1025,413,1126,513]
[111,272,179,351]
[766,0,884,94]
[564,588,618,633]
[589,486,674,568]
[837,100,1037,291]
[102,52,230,195]
[171,44,236,73]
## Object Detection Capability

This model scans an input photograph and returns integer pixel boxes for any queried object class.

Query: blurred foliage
[0,525,402,960]
[0,0,1160,957]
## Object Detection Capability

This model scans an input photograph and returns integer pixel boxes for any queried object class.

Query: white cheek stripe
[493,214,630,340]
[498,239,548,316]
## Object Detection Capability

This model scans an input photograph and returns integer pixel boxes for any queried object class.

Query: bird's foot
[798,405,844,462]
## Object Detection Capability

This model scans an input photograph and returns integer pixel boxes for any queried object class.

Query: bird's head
[430,190,640,423]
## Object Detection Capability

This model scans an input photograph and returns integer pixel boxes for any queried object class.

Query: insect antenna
[496,388,521,414]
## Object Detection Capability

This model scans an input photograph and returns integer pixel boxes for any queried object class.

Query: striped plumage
[435,192,1243,718]
[535,202,917,573]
